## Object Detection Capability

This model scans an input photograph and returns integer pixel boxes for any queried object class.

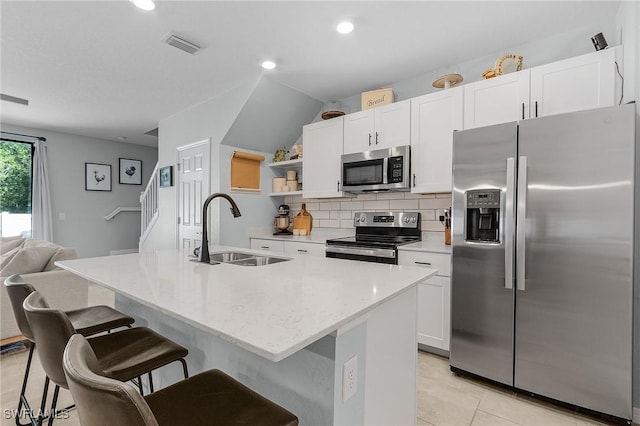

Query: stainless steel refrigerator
[450,104,635,421]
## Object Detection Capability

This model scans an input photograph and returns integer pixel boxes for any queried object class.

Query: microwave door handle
[382,157,388,184]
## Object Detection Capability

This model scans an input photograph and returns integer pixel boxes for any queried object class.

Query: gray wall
[1,123,157,257]
[218,144,279,248]
[143,78,259,251]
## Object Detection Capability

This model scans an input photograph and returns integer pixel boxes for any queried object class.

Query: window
[0,139,34,237]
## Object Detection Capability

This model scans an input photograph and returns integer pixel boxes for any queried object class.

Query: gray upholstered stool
[4,274,135,426]
[23,291,188,426]
[64,334,299,426]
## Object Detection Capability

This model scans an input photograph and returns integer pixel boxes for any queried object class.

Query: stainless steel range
[326,212,421,264]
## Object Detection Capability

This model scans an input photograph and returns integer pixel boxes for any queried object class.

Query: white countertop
[249,228,353,244]
[57,247,435,362]
[399,238,451,254]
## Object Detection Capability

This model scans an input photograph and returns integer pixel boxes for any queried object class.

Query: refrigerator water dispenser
[465,189,500,243]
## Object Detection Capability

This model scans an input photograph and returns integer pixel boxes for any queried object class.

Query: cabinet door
[417,276,451,350]
[284,241,325,256]
[410,87,463,194]
[302,117,346,198]
[250,239,285,252]
[530,47,618,118]
[374,99,411,150]
[464,70,530,129]
[343,110,375,154]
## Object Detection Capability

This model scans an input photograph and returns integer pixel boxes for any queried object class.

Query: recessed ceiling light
[131,0,155,11]
[336,21,354,34]
[261,60,276,70]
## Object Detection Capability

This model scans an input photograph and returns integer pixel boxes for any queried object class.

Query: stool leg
[136,376,144,395]
[148,372,154,393]
[35,377,50,426]
[179,358,189,379]
[46,385,60,426]
[15,344,34,426]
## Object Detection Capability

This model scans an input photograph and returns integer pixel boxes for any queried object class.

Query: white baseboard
[109,248,139,255]
[633,407,640,424]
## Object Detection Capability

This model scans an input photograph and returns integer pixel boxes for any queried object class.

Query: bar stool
[63,334,299,426]
[23,291,189,426]
[4,274,135,426]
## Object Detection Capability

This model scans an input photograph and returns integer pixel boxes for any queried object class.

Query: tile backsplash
[284,192,452,232]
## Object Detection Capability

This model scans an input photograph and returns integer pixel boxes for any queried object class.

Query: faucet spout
[199,193,242,263]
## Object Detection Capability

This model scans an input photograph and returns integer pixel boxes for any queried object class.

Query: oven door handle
[325,245,397,259]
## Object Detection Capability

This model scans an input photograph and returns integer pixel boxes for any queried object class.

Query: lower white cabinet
[283,241,326,257]
[250,239,285,252]
[398,250,451,351]
[250,238,325,257]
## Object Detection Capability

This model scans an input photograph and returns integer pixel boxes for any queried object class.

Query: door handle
[516,156,527,291]
[375,132,379,145]
[413,173,416,187]
[505,157,515,290]
[368,133,372,146]
[521,103,525,120]
[414,261,431,266]
[297,249,308,253]
[534,101,538,118]
[337,180,340,192]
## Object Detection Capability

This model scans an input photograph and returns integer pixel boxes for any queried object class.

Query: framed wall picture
[85,162,112,191]
[119,158,142,185]
[159,165,173,188]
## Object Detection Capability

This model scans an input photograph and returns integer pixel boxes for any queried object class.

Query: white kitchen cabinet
[410,87,463,194]
[284,241,325,257]
[464,70,531,129]
[302,117,347,198]
[250,238,285,252]
[398,250,451,351]
[463,47,621,129]
[530,46,619,118]
[343,100,411,154]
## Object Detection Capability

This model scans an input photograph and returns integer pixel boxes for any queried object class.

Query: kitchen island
[58,246,436,425]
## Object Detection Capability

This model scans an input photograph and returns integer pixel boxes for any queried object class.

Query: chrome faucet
[199,193,242,263]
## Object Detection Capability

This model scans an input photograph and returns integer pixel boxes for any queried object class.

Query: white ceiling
[0,1,620,147]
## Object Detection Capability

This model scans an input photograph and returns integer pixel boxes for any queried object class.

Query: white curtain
[31,138,53,241]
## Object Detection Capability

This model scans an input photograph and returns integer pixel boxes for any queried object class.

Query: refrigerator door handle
[516,155,527,291]
[505,157,516,289]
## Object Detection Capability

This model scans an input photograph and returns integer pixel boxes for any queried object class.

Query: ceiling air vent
[163,33,201,55]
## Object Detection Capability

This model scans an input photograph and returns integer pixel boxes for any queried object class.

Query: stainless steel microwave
[341,145,411,192]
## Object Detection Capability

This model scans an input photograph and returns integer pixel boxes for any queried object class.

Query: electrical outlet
[342,355,358,402]
[436,208,447,221]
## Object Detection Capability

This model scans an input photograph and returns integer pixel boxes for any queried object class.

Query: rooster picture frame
[85,162,112,191]
[119,158,142,185]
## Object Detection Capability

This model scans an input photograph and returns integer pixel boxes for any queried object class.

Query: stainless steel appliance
[450,104,636,421]
[341,145,410,192]
[326,211,421,264]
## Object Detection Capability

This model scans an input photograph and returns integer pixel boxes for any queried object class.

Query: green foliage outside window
[0,141,32,213]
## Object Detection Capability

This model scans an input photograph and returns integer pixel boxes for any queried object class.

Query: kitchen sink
[209,251,255,263]
[195,251,291,266]
[226,256,290,266]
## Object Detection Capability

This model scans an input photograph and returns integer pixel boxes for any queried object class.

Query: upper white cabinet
[302,117,347,199]
[530,47,619,118]
[343,100,411,154]
[464,47,621,130]
[410,87,463,194]
[464,70,530,129]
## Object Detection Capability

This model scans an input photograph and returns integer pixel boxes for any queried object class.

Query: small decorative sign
[119,158,142,185]
[159,166,173,188]
[85,162,111,191]
[361,88,394,110]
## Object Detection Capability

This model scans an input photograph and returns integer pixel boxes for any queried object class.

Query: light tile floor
[1,346,626,426]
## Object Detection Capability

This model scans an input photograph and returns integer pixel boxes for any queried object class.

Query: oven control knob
[360,216,366,223]
[410,217,416,223]
[403,217,410,223]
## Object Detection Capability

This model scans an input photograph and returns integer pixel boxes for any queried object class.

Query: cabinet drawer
[250,239,285,253]
[398,251,450,277]
[284,241,325,257]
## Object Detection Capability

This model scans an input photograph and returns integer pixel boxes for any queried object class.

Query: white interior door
[177,140,210,251]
